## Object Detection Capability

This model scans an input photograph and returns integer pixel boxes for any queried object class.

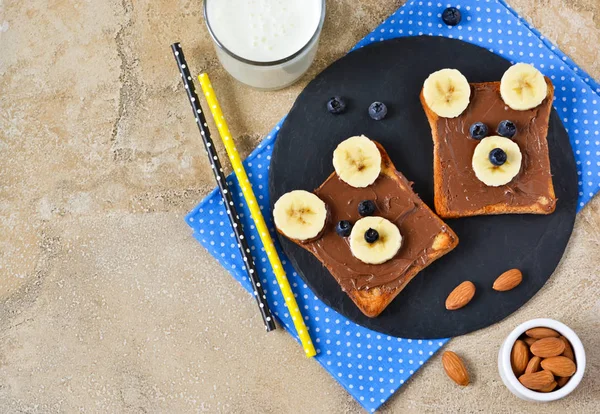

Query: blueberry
[358,200,376,216]
[327,96,346,114]
[497,120,517,138]
[489,148,507,166]
[364,228,379,244]
[368,101,388,120]
[469,122,488,140]
[442,7,461,26]
[335,220,353,237]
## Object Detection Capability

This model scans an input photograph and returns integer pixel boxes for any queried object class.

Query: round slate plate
[269,36,577,339]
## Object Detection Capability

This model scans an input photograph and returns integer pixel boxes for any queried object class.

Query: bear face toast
[273,136,458,318]
[420,64,557,218]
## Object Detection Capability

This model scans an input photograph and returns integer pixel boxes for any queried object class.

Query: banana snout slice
[422,68,471,118]
[472,135,522,187]
[333,135,382,188]
[349,216,402,265]
[273,190,328,241]
[500,63,547,111]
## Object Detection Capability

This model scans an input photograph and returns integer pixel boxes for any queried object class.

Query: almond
[492,269,522,291]
[560,336,575,361]
[524,356,542,374]
[556,376,570,388]
[511,339,530,376]
[541,356,577,377]
[518,370,555,391]
[539,381,558,393]
[442,351,470,386]
[523,336,538,347]
[530,337,565,358]
[445,281,476,310]
[525,327,560,339]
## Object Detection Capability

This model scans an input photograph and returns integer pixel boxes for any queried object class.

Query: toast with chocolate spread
[420,65,557,218]
[273,138,458,318]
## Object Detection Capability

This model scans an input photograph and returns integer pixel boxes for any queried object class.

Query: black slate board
[269,36,577,339]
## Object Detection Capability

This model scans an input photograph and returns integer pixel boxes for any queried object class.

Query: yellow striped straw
[198,73,316,357]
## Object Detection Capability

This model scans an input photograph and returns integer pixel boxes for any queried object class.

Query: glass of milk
[204,0,326,90]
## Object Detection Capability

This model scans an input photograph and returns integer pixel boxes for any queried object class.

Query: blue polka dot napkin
[186,0,600,411]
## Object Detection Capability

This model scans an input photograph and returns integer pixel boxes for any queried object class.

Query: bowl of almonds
[498,318,586,401]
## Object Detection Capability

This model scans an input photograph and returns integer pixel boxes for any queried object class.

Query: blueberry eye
[469,122,488,140]
[335,220,352,237]
[489,148,508,166]
[497,120,517,138]
[358,200,376,216]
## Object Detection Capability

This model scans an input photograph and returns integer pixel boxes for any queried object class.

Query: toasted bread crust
[344,231,456,317]
[278,142,459,318]
[420,78,556,218]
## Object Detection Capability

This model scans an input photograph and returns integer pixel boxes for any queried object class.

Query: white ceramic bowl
[498,318,586,402]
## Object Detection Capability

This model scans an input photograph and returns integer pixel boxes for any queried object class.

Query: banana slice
[349,216,402,265]
[500,63,547,111]
[332,135,382,188]
[472,135,522,187]
[422,69,471,118]
[273,190,328,241]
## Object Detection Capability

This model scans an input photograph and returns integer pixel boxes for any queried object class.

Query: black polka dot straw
[171,43,276,332]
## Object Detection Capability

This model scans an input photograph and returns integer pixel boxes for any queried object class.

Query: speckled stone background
[0,0,598,412]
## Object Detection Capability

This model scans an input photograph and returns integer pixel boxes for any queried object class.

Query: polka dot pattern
[187,1,598,411]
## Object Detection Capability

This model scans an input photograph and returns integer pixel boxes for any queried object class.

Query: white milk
[205,0,325,89]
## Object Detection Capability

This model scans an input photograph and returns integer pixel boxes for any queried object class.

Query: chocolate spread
[436,82,556,213]
[306,172,454,292]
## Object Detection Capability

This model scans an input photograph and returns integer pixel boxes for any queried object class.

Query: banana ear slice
[333,135,382,188]
[500,63,547,111]
[422,69,471,118]
[273,190,328,241]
